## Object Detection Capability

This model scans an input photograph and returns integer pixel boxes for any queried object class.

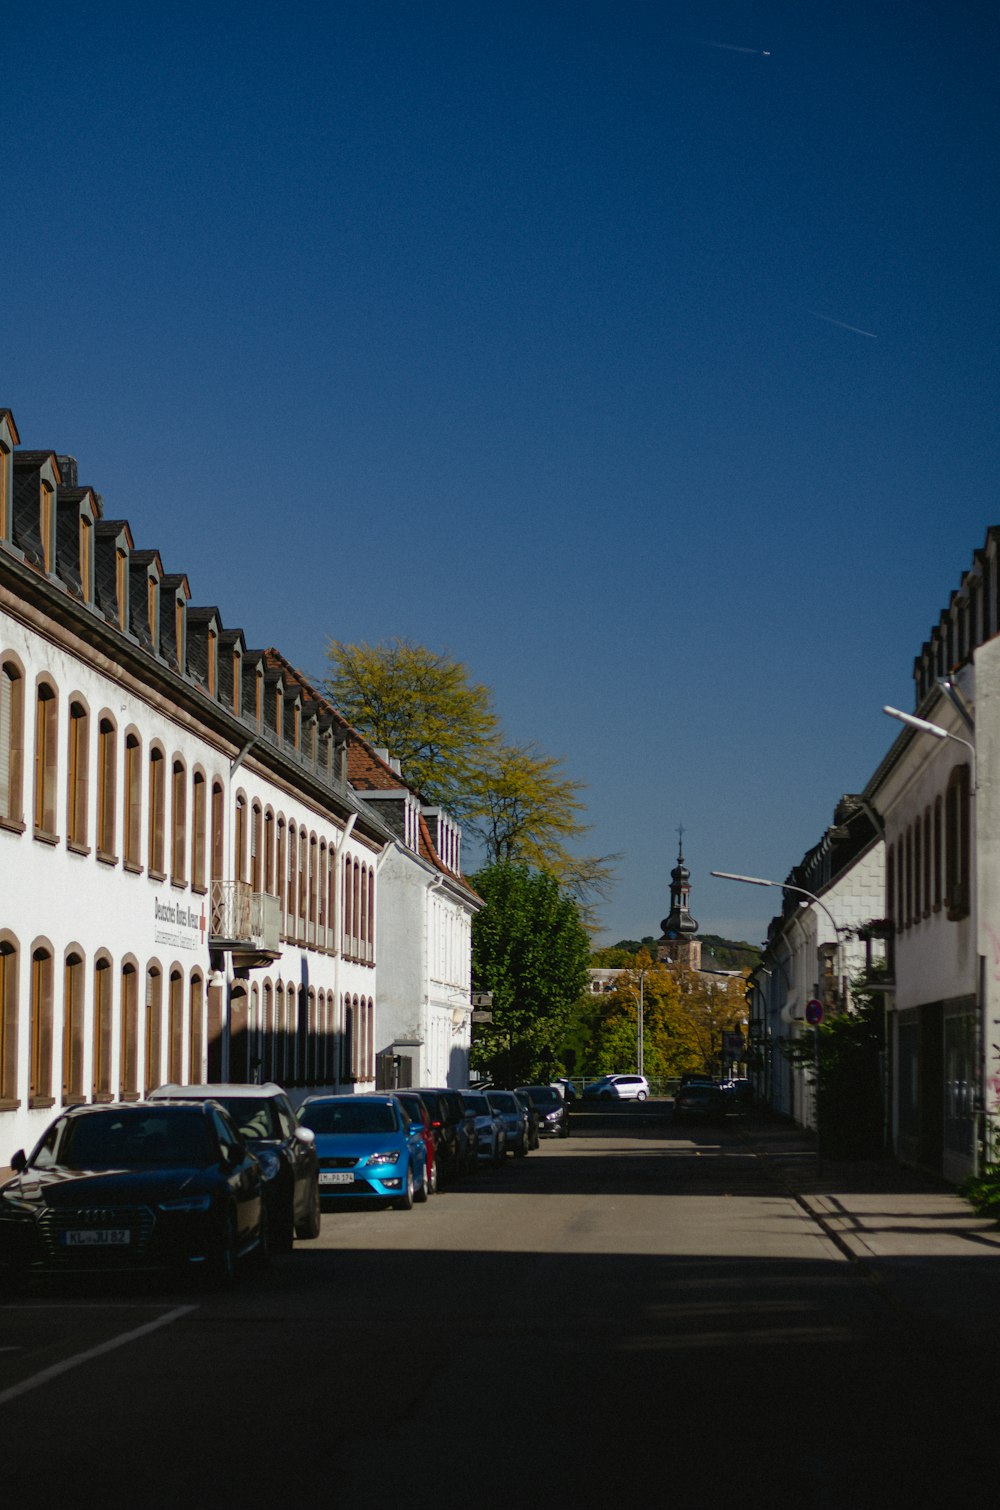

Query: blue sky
[4,1,998,944]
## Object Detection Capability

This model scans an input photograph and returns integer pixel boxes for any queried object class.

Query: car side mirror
[410,1122,423,1136]
[295,1126,316,1146]
[10,1149,26,1173]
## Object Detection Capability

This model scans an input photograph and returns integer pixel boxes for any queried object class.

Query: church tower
[657,833,702,970]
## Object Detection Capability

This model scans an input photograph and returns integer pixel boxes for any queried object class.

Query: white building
[264,650,482,1090]
[0,406,404,1161]
[750,797,885,1129]
[865,528,1000,1181]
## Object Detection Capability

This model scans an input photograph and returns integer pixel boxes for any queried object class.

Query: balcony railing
[209,880,280,960]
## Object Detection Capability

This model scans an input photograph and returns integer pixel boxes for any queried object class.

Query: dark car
[515,1084,570,1138]
[148,1082,321,1252]
[415,1088,478,1182]
[513,1091,541,1150]
[673,1080,728,1123]
[0,1101,266,1285]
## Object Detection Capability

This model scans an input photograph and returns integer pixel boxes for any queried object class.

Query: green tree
[324,638,498,815]
[470,863,591,1085]
[325,637,616,913]
[783,971,886,1158]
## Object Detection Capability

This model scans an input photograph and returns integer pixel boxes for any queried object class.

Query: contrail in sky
[810,311,879,339]
[694,40,771,55]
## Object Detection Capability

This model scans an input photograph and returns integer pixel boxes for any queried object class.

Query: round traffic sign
[805,998,824,1026]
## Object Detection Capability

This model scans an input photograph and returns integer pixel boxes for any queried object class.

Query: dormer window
[115,548,128,630]
[175,596,185,672]
[207,627,218,697]
[275,687,283,741]
[79,515,93,604]
[232,648,242,717]
[148,575,159,645]
[40,480,55,573]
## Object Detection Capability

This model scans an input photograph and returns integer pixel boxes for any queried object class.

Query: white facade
[0,412,394,1164]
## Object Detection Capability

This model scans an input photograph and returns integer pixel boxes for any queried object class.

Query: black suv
[148,1082,321,1251]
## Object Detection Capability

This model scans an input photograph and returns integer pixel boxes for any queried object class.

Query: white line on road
[0,1305,197,1406]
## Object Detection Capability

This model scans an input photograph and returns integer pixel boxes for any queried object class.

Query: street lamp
[710,871,845,964]
[882,705,977,789]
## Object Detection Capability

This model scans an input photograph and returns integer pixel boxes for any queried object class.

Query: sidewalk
[738,1112,1000,1357]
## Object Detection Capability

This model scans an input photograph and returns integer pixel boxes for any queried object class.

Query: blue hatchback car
[298,1095,429,1210]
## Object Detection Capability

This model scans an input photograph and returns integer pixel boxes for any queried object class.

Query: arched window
[168,967,184,1082]
[62,946,86,1103]
[264,808,275,896]
[234,792,248,884]
[368,868,376,963]
[360,865,368,962]
[343,856,352,954]
[29,940,54,1107]
[309,834,318,945]
[298,826,308,937]
[341,995,354,1083]
[192,769,207,890]
[120,959,139,1100]
[276,817,287,932]
[0,656,25,827]
[933,797,943,912]
[92,953,113,1102]
[97,714,117,860]
[0,933,19,1107]
[251,801,263,892]
[171,758,187,883]
[148,746,166,876]
[66,698,89,851]
[144,962,163,1094]
[123,731,142,869]
[287,826,298,940]
[189,971,205,1081]
[353,861,361,956]
[34,681,58,838]
[262,979,274,1082]
[211,779,225,883]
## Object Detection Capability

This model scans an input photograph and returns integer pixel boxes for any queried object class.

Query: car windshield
[300,1101,398,1135]
[461,1094,490,1115]
[518,1086,561,1106]
[43,1110,214,1171]
[488,1092,517,1112]
[210,1097,280,1140]
[396,1099,425,1125]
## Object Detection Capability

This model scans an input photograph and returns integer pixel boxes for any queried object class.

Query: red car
[394,1091,438,1195]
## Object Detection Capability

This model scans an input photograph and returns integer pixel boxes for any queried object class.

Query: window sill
[67,840,91,858]
[92,1091,114,1104]
[171,877,188,890]
[124,859,143,875]
[96,851,119,867]
[0,1097,22,1112]
[33,829,60,847]
[119,1091,140,1103]
[0,815,26,836]
[148,869,167,883]
[29,1095,55,1110]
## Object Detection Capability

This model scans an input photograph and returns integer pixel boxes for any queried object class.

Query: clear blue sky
[5,1,998,945]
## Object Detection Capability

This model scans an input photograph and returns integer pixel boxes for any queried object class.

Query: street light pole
[710,871,847,1000]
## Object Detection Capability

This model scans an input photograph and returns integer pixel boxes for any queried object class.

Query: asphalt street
[2,1102,994,1508]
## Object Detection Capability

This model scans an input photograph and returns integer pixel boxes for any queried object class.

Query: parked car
[0,1101,266,1285]
[417,1088,478,1180]
[298,1094,428,1209]
[394,1090,439,1194]
[515,1084,570,1138]
[148,1082,320,1252]
[459,1090,507,1164]
[485,1089,530,1157]
[720,1078,753,1110]
[673,1080,728,1123]
[582,1074,650,1102]
[513,1091,541,1149]
[555,1078,578,1108]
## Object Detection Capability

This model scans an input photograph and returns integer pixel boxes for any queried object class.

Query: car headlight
[158,1194,212,1212]
[545,1110,561,1121]
[365,1151,401,1167]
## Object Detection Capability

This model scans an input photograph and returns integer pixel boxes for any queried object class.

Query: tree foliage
[325,637,616,913]
[783,971,886,1158]
[563,949,749,1079]
[470,863,591,1085]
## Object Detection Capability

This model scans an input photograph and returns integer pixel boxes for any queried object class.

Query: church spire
[657,828,701,968]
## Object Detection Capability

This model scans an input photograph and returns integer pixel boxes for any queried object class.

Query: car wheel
[414,1160,429,1203]
[208,1208,238,1288]
[296,1180,322,1240]
[636,1091,648,1101]
[428,1158,439,1195]
[393,1164,415,1211]
[515,1132,528,1158]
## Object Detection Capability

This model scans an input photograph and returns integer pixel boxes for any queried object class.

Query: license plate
[320,1172,354,1186]
[63,1229,131,1246]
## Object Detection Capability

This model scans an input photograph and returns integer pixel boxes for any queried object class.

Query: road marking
[0,1305,196,1406]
